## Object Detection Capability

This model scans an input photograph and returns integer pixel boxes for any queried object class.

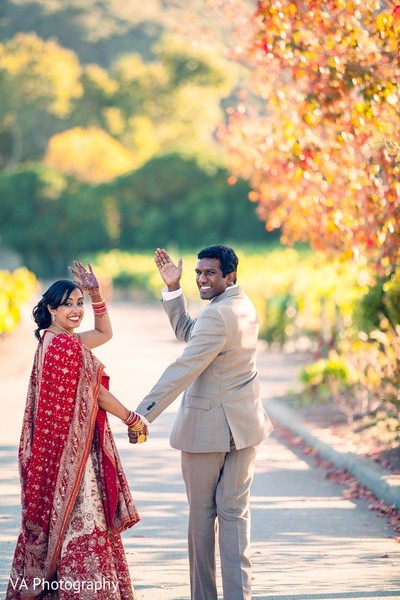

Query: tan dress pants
[181,443,259,600]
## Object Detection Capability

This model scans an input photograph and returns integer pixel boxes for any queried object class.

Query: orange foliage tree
[219,0,400,273]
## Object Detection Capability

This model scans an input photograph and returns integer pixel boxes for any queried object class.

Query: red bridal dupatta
[7,333,139,599]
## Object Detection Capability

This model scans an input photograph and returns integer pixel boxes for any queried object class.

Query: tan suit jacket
[135,285,273,452]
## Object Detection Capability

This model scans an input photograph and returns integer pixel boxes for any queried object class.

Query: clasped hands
[126,412,149,444]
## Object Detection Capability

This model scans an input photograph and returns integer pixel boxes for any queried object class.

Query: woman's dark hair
[33,280,82,341]
[197,244,239,282]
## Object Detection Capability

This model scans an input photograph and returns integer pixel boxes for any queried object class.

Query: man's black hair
[197,245,238,282]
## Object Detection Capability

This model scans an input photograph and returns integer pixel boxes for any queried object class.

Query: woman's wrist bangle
[129,421,144,432]
[91,298,107,315]
[123,411,139,427]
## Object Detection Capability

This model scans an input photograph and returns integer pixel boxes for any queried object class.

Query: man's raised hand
[154,248,182,291]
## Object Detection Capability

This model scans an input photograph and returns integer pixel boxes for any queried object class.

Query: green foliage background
[0,0,398,424]
[0,0,273,278]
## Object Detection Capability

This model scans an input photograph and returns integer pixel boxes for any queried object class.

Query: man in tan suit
[133,245,273,600]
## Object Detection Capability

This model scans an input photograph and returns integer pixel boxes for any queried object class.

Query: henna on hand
[68,261,100,294]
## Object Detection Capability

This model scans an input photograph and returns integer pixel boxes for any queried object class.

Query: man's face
[195,257,236,300]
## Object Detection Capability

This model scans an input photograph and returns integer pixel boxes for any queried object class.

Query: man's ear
[226,272,236,286]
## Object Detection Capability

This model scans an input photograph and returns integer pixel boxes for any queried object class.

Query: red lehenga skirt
[7,333,139,600]
[25,444,136,600]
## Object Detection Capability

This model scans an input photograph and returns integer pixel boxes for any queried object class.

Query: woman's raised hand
[68,261,100,295]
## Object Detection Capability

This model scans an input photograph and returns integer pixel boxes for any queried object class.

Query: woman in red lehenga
[7,262,148,600]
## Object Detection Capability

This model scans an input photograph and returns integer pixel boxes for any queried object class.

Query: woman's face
[51,287,84,333]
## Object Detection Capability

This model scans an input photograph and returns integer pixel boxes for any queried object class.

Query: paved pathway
[1,302,399,599]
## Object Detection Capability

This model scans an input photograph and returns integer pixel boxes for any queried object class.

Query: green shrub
[383,267,400,326]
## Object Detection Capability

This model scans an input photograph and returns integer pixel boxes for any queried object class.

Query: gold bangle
[129,422,144,432]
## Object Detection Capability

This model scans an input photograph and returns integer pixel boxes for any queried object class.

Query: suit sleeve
[135,307,226,421]
[162,293,196,342]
